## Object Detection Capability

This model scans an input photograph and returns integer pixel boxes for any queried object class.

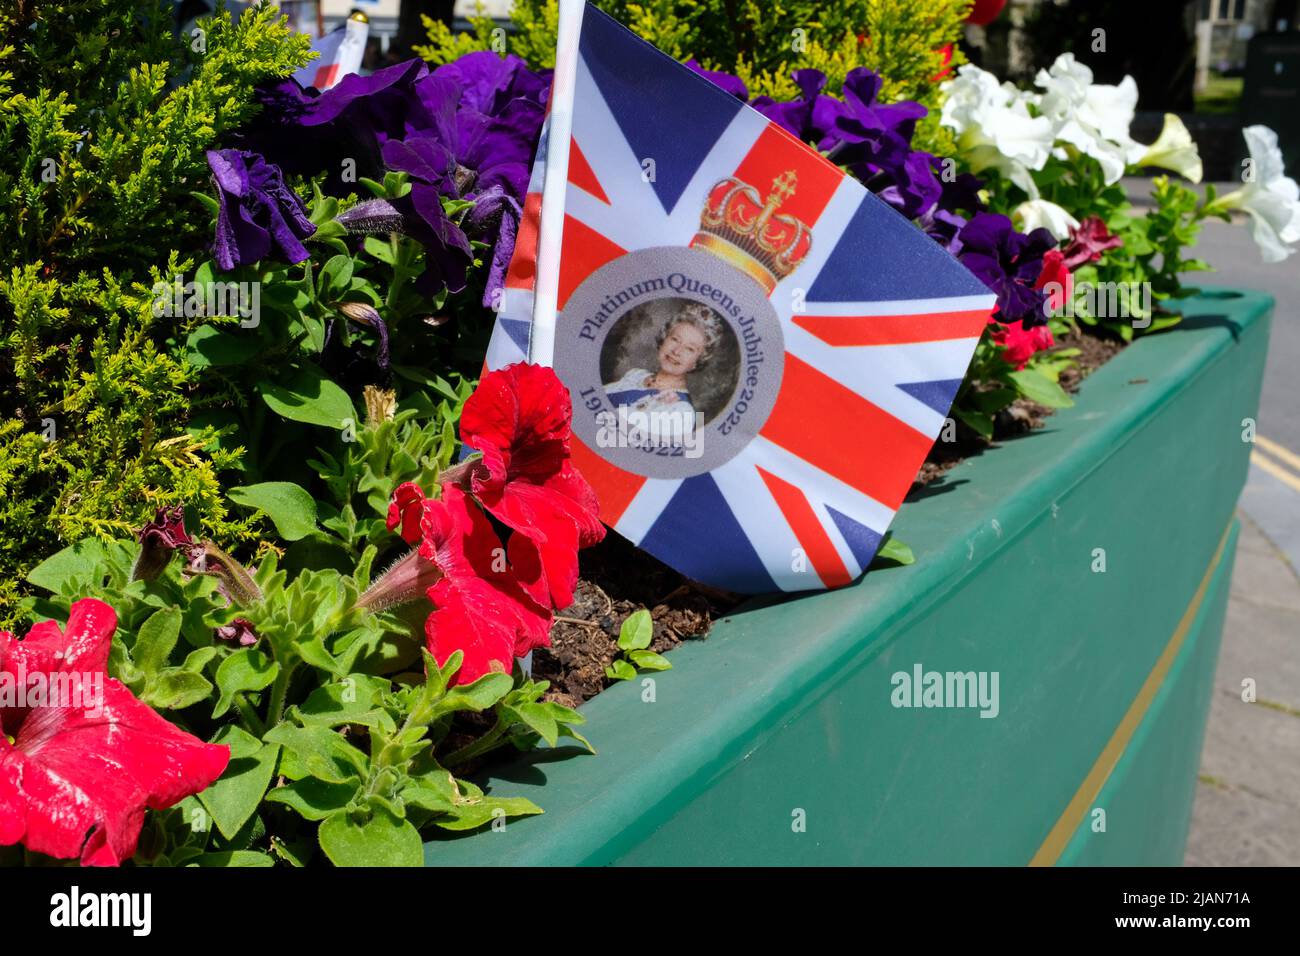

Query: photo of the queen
[600,298,741,429]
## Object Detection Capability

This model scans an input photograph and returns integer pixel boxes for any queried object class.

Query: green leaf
[617,609,653,651]
[952,406,994,440]
[189,851,275,867]
[1008,369,1074,409]
[184,325,260,369]
[511,702,559,746]
[873,536,915,567]
[132,607,182,676]
[258,365,356,430]
[293,675,394,732]
[432,671,514,717]
[25,538,108,593]
[628,649,672,672]
[141,669,214,710]
[605,660,637,681]
[970,386,1016,416]
[363,235,396,264]
[228,482,318,541]
[434,796,543,832]
[266,777,358,821]
[319,803,423,867]
[293,635,344,677]
[197,726,281,841]
[213,647,279,719]
[190,190,221,217]
[358,177,388,199]
[264,724,369,785]
[318,254,354,300]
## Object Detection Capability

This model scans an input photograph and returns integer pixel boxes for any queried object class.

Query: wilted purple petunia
[207,149,316,272]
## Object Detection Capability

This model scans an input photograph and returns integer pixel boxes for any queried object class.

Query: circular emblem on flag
[556,245,785,479]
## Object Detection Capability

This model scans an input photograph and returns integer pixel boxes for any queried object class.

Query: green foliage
[26,526,560,866]
[1068,177,1221,341]
[418,0,969,147]
[950,326,1076,442]
[605,608,671,680]
[0,1,311,626]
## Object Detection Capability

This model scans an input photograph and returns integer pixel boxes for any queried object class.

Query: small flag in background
[486,1,997,595]
[293,12,369,92]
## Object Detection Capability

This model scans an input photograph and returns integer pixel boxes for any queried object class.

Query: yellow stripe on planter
[1029,521,1235,868]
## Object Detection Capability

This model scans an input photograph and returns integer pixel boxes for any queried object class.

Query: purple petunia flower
[431,51,552,119]
[836,68,929,145]
[206,149,316,272]
[816,68,943,221]
[684,58,749,100]
[241,53,549,308]
[919,206,968,254]
[955,213,1057,326]
[750,69,845,151]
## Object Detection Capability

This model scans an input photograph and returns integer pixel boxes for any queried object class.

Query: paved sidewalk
[1122,174,1300,865]
[1185,502,1300,866]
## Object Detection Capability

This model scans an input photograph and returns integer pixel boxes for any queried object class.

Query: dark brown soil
[534,532,738,707]
[541,328,1126,704]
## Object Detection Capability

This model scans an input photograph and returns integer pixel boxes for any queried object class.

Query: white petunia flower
[1136,113,1203,183]
[1013,199,1080,240]
[1033,53,1142,185]
[941,64,1057,198]
[1210,125,1300,263]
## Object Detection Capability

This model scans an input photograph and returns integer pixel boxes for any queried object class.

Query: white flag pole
[528,0,586,366]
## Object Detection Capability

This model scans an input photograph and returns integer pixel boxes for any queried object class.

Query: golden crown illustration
[690,170,813,296]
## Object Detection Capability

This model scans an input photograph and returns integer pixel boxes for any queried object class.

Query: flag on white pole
[294,12,369,92]
[485,1,996,594]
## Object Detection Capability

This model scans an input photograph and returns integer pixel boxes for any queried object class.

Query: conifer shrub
[0,2,311,625]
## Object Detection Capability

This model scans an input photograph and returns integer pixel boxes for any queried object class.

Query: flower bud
[131,505,200,581]
[355,549,443,614]
[339,301,381,327]
[187,541,264,608]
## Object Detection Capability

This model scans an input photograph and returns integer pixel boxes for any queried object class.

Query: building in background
[1195,0,1278,83]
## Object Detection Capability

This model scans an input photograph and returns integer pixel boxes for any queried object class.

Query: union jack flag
[485,2,996,594]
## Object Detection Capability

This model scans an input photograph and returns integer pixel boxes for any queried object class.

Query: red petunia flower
[456,363,605,610]
[990,320,1055,370]
[382,364,605,684]
[1034,247,1073,314]
[0,599,229,866]
[417,485,552,683]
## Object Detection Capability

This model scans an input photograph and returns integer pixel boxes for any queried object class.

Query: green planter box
[429,288,1273,866]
